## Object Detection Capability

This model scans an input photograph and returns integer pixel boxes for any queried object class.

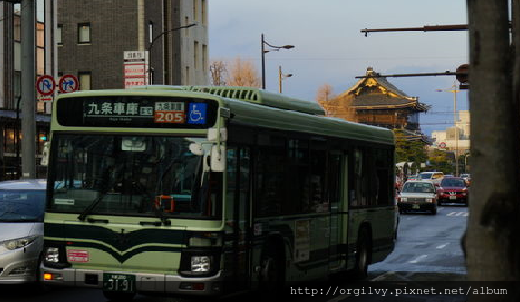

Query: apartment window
[78,72,92,90]
[57,24,63,45]
[37,100,45,113]
[185,66,190,85]
[78,23,91,44]
[202,44,208,72]
[194,41,199,70]
[184,17,190,37]
[201,0,207,25]
[14,71,21,99]
[193,0,199,22]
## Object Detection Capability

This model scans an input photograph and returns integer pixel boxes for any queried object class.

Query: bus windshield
[47,134,221,219]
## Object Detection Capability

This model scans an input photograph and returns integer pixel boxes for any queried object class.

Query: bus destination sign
[57,96,217,128]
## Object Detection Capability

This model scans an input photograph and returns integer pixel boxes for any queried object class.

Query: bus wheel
[353,228,370,279]
[259,243,285,292]
[102,291,136,302]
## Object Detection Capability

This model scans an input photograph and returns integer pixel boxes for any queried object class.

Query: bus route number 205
[154,111,185,124]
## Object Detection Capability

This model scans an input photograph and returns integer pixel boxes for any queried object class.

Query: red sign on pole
[58,74,79,93]
[36,75,55,96]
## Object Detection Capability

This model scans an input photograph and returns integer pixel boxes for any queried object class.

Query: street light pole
[147,23,197,85]
[453,84,459,177]
[261,34,294,89]
[278,65,292,94]
[436,83,460,176]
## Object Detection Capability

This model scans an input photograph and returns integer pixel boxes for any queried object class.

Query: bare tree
[225,57,261,87]
[316,84,335,114]
[466,1,520,298]
[209,60,228,86]
[316,84,357,121]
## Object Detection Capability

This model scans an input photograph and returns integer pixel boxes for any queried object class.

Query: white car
[0,179,46,284]
[397,180,438,215]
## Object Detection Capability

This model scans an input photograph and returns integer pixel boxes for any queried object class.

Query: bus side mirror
[210,145,225,172]
[41,142,50,166]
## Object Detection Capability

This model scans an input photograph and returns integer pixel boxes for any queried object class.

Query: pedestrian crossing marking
[446,212,469,217]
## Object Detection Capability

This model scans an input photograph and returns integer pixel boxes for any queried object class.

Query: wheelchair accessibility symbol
[188,103,207,124]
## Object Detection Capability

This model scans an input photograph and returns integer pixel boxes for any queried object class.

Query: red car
[438,177,469,206]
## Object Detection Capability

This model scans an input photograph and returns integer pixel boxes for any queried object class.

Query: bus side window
[327,153,342,210]
[349,148,364,208]
[310,145,327,213]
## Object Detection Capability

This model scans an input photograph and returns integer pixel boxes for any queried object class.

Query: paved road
[369,204,468,276]
[2,204,469,302]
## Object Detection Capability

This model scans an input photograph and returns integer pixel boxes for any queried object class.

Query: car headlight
[44,247,60,263]
[191,256,211,272]
[425,198,433,203]
[1,235,38,250]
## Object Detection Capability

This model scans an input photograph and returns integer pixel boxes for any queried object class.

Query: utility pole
[20,0,36,179]
[466,0,520,289]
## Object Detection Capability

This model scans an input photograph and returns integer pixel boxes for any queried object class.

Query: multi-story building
[431,109,471,155]
[0,2,53,179]
[56,0,209,89]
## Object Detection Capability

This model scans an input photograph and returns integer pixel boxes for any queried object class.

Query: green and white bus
[41,86,397,300]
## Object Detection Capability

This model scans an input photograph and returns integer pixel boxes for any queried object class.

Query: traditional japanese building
[320,67,429,135]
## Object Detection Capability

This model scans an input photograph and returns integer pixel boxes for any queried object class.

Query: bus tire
[353,228,370,279]
[102,291,136,302]
[259,241,285,292]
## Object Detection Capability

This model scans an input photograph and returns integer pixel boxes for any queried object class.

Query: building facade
[431,109,470,155]
[56,0,209,90]
[0,1,52,180]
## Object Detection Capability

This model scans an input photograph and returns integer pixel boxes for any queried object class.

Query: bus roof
[54,87,394,146]
[133,85,325,115]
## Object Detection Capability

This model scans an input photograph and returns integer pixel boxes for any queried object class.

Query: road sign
[59,74,79,93]
[36,75,56,96]
[439,142,447,149]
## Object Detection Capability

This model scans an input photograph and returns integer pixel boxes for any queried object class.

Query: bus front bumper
[41,266,224,296]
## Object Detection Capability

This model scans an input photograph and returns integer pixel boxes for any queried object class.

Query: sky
[209,0,469,137]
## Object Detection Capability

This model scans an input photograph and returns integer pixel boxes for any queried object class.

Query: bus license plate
[103,274,136,293]
[412,204,420,209]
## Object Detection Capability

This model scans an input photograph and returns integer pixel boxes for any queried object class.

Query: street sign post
[124,51,148,88]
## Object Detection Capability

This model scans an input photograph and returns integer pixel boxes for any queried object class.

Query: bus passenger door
[328,152,347,270]
[225,147,251,291]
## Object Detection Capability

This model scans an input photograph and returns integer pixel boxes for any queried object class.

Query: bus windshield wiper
[77,192,107,221]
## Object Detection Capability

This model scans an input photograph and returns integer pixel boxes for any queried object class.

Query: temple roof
[337,67,430,112]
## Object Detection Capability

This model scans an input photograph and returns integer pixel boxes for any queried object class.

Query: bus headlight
[191,256,211,272]
[45,247,60,263]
